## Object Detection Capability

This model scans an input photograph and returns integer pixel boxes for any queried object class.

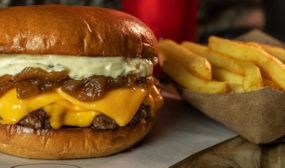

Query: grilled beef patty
[18,104,151,130]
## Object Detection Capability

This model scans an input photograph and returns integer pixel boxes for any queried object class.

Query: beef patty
[18,104,151,130]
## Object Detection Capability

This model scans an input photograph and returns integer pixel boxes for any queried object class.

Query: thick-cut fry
[208,52,263,91]
[182,42,243,75]
[182,44,263,91]
[209,36,285,89]
[212,67,243,85]
[204,50,245,75]
[240,61,263,91]
[159,40,212,80]
[228,84,245,93]
[258,43,285,63]
[181,41,207,56]
[162,60,228,94]
[212,67,244,93]
[162,37,285,93]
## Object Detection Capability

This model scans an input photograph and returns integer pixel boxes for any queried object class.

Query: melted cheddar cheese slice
[0,86,163,129]
[57,87,147,126]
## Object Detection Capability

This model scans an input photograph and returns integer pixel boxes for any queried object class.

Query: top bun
[0,5,158,59]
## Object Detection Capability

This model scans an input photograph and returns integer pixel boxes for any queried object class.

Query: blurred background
[1,0,284,43]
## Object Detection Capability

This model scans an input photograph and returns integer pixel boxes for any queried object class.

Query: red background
[123,0,198,42]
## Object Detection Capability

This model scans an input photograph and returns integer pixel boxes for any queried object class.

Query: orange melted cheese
[0,86,163,129]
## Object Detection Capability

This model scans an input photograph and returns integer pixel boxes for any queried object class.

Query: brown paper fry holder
[180,30,285,144]
[182,87,285,144]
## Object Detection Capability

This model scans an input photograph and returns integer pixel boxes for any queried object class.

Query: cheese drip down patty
[0,55,154,79]
[0,55,162,129]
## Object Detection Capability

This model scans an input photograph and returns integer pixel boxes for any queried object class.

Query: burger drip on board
[0,5,163,159]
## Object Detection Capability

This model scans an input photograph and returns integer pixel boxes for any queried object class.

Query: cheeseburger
[0,5,163,159]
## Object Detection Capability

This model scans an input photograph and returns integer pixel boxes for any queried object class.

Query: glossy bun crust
[0,119,153,159]
[0,5,158,59]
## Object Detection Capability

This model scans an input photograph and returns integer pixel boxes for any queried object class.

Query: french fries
[212,67,243,85]
[259,43,285,63]
[212,67,244,93]
[240,61,263,91]
[182,42,245,75]
[227,84,245,93]
[181,41,207,56]
[203,49,244,75]
[209,36,285,90]
[182,44,263,92]
[162,60,228,94]
[159,36,285,94]
[159,40,212,80]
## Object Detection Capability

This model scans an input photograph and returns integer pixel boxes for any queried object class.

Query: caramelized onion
[15,81,40,98]
[0,75,14,96]
[62,76,153,101]
[14,67,69,82]
[0,68,153,101]
[62,76,111,101]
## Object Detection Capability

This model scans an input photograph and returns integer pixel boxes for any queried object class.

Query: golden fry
[259,43,285,63]
[182,42,244,75]
[159,40,212,80]
[212,67,243,85]
[184,43,263,91]
[162,60,228,94]
[182,44,263,92]
[181,41,207,56]
[240,62,264,91]
[212,67,245,93]
[209,36,285,90]
[181,41,251,91]
[204,50,244,75]
[228,84,245,93]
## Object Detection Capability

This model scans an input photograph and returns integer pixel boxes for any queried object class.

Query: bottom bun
[0,119,154,159]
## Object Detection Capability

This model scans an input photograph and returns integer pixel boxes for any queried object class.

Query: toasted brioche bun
[0,119,153,159]
[0,5,157,59]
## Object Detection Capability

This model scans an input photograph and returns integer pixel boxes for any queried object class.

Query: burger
[0,5,163,159]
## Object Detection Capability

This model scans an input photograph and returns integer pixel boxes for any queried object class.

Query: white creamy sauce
[0,55,153,79]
